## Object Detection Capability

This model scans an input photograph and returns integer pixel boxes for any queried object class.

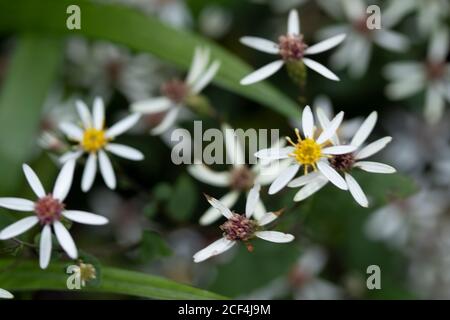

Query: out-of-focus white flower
[383,0,449,37]
[250,0,309,13]
[255,105,356,195]
[0,288,13,299]
[384,27,450,124]
[318,0,409,78]
[193,189,294,263]
[189,124,290,226]
[0,162,108,269]
[199,5,233,39]
[66,39,167,101]
[131,47,221,135]
[365,190,446,249]
[240,9,346,84]
[289,111,395,207]
[59,97,144,192]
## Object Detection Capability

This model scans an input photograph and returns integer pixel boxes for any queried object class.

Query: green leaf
[0,259,226,300]
[0,34,63,194]
[0,0,300,119]
[137,230,173,262]
[167,174,198,222]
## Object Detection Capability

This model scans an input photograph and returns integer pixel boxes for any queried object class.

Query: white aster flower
[0,162,109,269]
[189,123,290,225]
[240,9,346,85]
[59,97,144,192]
[193,190,294,263]
[131,46,221,135]
[318,0,409,78]
[289,110,396,207]
[384,27,450,124]
[0,288,13,299]
[255,105,357,195]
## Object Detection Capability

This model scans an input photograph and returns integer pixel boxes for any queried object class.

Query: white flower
[188,123,290,225]
[0,288,13,299]
[0,162,109,269]
[289,110,396,207]
[255,105,357,195]
[131,46,220,135]
[240,9,346,84]
[383,0,449,37]
[193,189,294,263]
[59,97,144,192]
[384,27,450,124]
[317,0,409,78]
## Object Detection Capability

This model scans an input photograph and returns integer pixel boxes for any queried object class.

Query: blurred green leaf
[167,174,198,222]
[0,0,300,119]
[0,34,62,194]
[137,230,172,262]
[0,259,226,299]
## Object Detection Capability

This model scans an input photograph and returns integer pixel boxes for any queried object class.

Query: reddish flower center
[220,213,257,241]
[230,166,255,191]
[329,153,356,172]
[352,16,371,36]
[426,62,446,80]
[278,35,308,61]
[34,195,65,225]
[161,79,189,103]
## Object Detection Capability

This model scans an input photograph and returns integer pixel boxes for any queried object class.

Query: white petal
[93,97,105,130]
[303,58,340,81]
[0,216,39,240]
[204,194,233,219]
[199,191,239,225]
[22,164,45,198]
[317,161,347,190]
[354,161,396,174]
[193,237,236,263]
[288,171,322,188]
[268,164,300,194]
[302,105,314,138]
[0,288,13,299]
[53,221,78,259]
[288,9,300,35]
[39,224,52,269]
[294,177,329,202]
[322,145,356,155]
[255,231,294,243]
[150,107,179,135]
[254,147,294,160]
[81,153,97,192]
[192,60,221,94]
[187,165,230,187]
[317,111,344,144]
[59,150,83,164]
[130,97,172,114]
[98,150,116,189]
[355,137,392,160]
[424,86,445,124]
[53,160,75,201]
[253,199,267,221]
[0,198,34,212]
[76,100,92,129]
[186,47,210,85]
[240,36,279,54]
[350,111,377,147]
[63,210,109,225]
[345,173,368,207]
[59,122,83,141]
[246,184,261,218]
[316,107,340,145]
[373,30,409,52]
[105,113,141,138]
[105,143,144,161]
[240,60,284,85]
[428,27,449,64]
[254,158,292,185]
[385,77,425,100]
[223,123,245,167]
[305,34,346,55]
[258,211,280,226]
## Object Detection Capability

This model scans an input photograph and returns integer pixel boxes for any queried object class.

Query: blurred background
[0,0,449,299]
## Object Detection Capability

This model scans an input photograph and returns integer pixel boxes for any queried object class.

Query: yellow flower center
[287,129,323,174]
[81,128,108,152]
